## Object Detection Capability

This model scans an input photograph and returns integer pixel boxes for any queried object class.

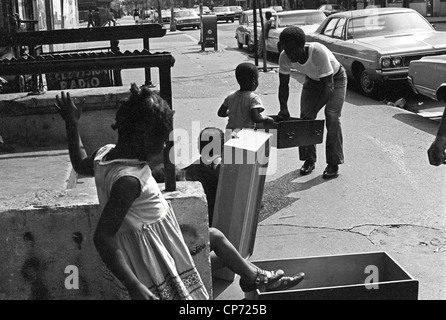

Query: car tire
[248,42,254,53]
[246,36,254,52]
[359,69,380,98]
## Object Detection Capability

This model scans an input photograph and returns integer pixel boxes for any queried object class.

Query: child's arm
[217,103,228,118]
[54,92,94,177]
[251,108,274,123]
[93,176,159,300]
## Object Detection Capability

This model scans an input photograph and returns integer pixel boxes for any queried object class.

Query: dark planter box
[256,116,324,149]
[245,251,418,300]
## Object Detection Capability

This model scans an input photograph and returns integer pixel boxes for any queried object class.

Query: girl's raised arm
[54,91,95,176]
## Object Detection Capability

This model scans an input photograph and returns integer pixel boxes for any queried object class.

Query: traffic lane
[116,23,443,133]
[220,19,445,115]
[256,89,446,300]
[168,52,445,225]
[112,23,446,299]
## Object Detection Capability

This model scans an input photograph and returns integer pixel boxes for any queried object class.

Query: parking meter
[201,15,217,51]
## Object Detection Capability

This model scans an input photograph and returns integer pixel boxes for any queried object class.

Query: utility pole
[253,0,258,66]
[170,1,176,31]
[60,0,64,29]
[44,0,54,51]
[258,5,267,72]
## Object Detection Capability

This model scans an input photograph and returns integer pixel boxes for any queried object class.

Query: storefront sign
[46,70,112,90]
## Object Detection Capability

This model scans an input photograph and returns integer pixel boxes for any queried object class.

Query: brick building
[0,0,79,33]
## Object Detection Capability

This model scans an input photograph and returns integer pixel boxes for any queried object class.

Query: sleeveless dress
[94,144,209,300]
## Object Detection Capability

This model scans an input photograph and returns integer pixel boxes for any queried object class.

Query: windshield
[277,12,326,27]
[214,7,229,12]
[247,11,275,23]
[175,10,198,18]
[347,12,433,38]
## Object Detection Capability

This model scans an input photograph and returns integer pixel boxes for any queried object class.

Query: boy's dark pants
[299,67,347,165]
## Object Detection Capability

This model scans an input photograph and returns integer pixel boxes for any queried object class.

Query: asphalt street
[71,16,446,300]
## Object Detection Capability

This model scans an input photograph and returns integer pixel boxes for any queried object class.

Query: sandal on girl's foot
[265,272,305,292]
[239,269,284,293]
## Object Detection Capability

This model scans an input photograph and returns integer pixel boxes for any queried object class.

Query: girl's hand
[128,282,159,300]
[54,91,81,124]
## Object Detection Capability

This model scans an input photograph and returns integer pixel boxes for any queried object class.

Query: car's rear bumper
[176,22,200,28]
[215,14,235,20]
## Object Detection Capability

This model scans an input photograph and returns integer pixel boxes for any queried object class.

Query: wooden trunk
[212,129,272,281]
[256,116,324,149]
[245,251,419,300]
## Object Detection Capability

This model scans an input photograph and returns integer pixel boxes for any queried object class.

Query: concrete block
[161,181,212,298]
[0,179,212,300]
[0,87,131,154]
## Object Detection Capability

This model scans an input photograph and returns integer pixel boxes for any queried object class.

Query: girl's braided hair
[112,83,174,157]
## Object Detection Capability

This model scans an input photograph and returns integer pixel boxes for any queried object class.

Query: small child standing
[54,84,304,300]
[218,62,274,139]
[184,127,224,225]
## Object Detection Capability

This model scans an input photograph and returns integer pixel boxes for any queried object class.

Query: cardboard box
[245,251,418,300]
[212,129,272,281]
[256,116,324,149]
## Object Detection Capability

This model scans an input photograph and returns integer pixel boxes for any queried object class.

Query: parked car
[193,5,212,15]
[408,55,446,102]
[213,6,236,23]
[160,8,183,23]
[172,9,201,30]
[269,6,284,12]
[161,9,171,23]
[229,6,243,20]
[139,9,156,24]
[267,10,326,54]
[306,8,446,97]
[235,8,277,51]
[318,4,346,16]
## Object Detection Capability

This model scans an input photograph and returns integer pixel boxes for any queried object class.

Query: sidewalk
[426,16,446,23]
[143,32,446,300]
[1,21,445,300]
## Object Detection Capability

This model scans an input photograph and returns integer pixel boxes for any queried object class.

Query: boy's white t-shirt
[279,42,340,81]
[223,90,264,130]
